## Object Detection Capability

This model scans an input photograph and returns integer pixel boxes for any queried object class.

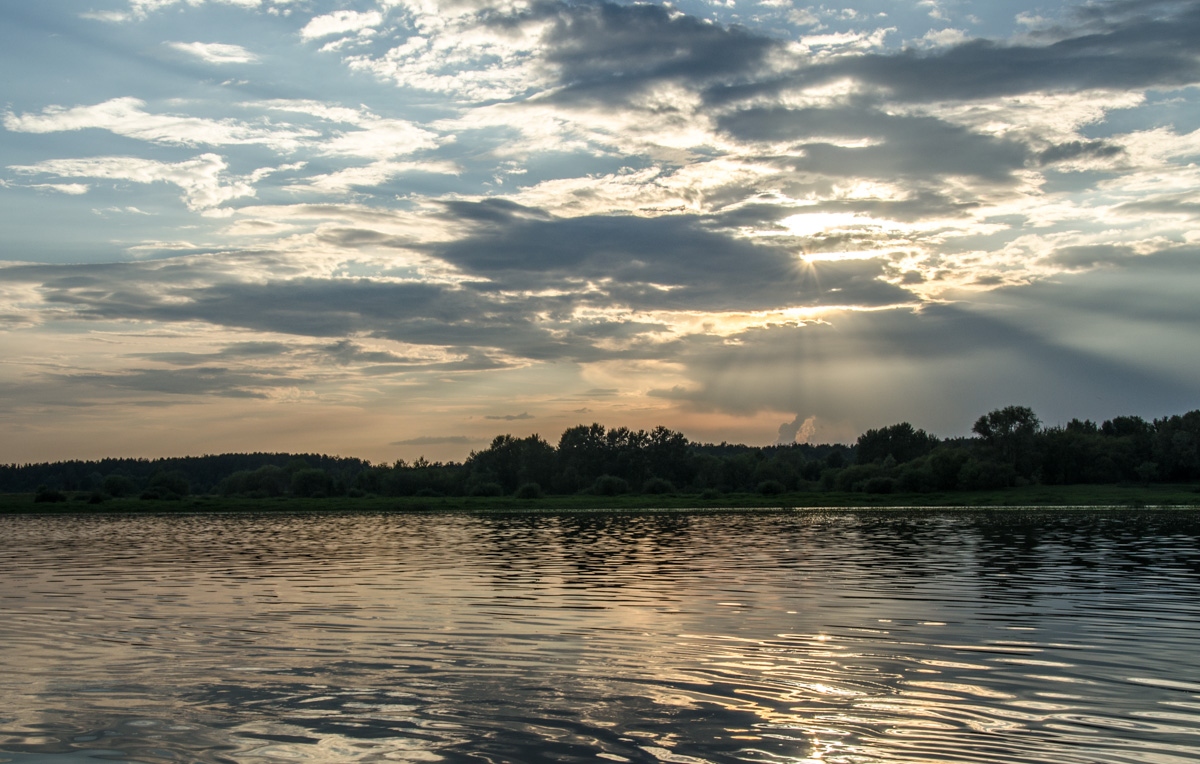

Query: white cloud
[256,99,442,159]
[90,1,296,22]
[915,28,969,48]
[81,10,133,22]
[4,98,315,152]
[9,154,257,210]
[31,183,91,195]
[322,119,441,159]
[796,27,895,57]
[257,99,373,124]
[167,41,260,64]
[342,0,555,101]
[300,10,384,41]
[288,159,460,193]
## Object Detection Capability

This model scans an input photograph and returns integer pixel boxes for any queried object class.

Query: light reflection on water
[1,509,1199,764]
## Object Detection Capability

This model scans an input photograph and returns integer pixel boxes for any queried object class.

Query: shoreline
[4,483,1199,514]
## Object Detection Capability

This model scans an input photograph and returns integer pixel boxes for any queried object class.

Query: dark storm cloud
[718,106,1029,182]
[484,412,534,421]
[709,0,1200,106]
[1046,244,1138,269]
[1,260,675,363]
[318,339,415,365]
[508,0,780,101]
[714,192,979,227]
[434,206,914,311]
[1036,140,1126,166]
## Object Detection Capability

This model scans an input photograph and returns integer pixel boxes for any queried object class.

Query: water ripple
[0,509,1198,763]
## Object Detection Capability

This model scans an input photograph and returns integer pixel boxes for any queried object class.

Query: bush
[514,482,543,500]
[642,478,675,495]
[291,468,333,498]
[758,480,786,496]
[834,464,881,492]
[33,486,68,503]
[139,487,180,501]
[102,474,137,498]
[87,491,107,504]
[896,465,935,493]
[469,482,504,497]
[863,476,896,494]
[700,488,722,499]
[956,459,1016,491]
[414,488,443,498]
[149,470,190,497]
[590,475,630,496]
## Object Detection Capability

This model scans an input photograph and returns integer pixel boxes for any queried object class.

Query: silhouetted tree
[857,422,939,464]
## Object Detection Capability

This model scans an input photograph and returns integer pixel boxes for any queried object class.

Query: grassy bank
[4,483,1200,514]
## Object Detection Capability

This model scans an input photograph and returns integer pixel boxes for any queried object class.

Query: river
[1,508,1198,763]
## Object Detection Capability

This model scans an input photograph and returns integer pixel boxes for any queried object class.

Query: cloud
[716,105,1029,183]
[126,0,292,18]
[541,2,783,96]
[9,154,256,210]
[484,412,534,421]
[167,41,260,64]
[765,2,1200,104]
[1046,244,1139,270]
[777,414,817,444]
[391,435,476,445]
[53,366,302,399]
[432,203,914,312]
[4,98,314,151]
[30,183,91,195]
[290,160,460,193]
[300,10,383,41]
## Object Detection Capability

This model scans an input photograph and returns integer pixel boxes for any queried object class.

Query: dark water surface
[1,509,1199,764]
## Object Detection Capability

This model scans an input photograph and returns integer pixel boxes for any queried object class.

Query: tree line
[6,406,1200,503]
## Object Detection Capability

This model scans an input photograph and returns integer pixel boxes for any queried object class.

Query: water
[1,509,1199,764]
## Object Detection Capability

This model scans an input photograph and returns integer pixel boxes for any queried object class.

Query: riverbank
[4,482,1199,513]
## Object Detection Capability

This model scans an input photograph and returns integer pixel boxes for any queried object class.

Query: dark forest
[5,406,1199,502]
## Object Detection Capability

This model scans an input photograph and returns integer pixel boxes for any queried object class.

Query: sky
[2,0,1199,463]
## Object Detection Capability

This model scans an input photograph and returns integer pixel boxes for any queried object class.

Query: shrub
[896,465,935,493]
[642,478,675,495]
[102,474,137,498]
[33,486,68,503]
[956,459,1015,491]
[514,482,543,500]
[469,482,504,497]
[149,470,190,497]
[863,476,896,494]
[291,468,333,498]
[590,475,630,496]
[757,480,786,496]
[414,488,443,498]
[139,487,180,501]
